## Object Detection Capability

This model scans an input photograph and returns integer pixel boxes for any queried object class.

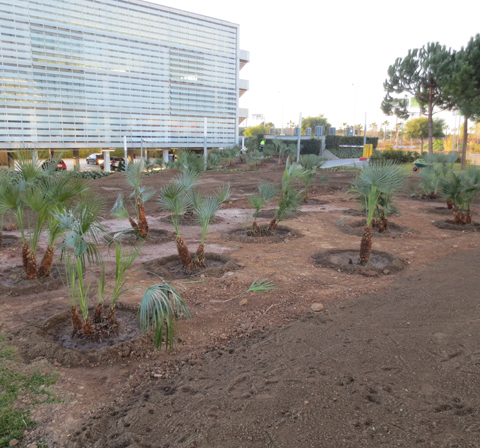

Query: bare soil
[338,219,412,238]
[1,166,480,448]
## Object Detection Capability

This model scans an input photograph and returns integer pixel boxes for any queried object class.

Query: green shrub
[370,150,420,164]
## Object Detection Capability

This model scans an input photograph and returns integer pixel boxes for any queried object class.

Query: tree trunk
[176,236,192,269]
[107,306,118,327]
[25,247,37,279]
[93,303,104,324]
[461,115,468,170]
[252,221,260,234]
[446,200,453,210]
[82,318,94,336]
[428,86,434,155]
[22,243,30,271]
[137,199,148,238]
[71,306,83,333]
[194,243,205,267]
[268,218,278,233]
[128,217,139,232]
[359,225,373,265]
[37,246,54,278]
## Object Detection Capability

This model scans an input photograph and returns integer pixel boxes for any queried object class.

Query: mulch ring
[424,207,455,216]
[111,228,176,244]
[313,249,406,276]
[159,214,224,226]
[256,209,302,220]
[143,253,241,280]
[432,220,480,232]
[340,208,364,217]
[302,198,330,205]
[223,225,304,244]
[0,264,65,297]
[0,234,21,249]
[14,303,154,368]
[338,219,413,238]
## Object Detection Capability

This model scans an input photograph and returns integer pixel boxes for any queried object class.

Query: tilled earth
[1,162,480,447]
[66,248,480,448]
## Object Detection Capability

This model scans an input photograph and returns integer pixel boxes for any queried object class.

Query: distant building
[0,0,249,151]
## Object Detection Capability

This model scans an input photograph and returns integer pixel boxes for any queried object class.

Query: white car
[86,153,103,165]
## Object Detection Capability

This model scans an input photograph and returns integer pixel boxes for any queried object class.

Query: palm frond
[248,278,277,292]
[139,281,191,351]
[258,183,277,203]
[215,182,231,203]
[110,194,130,220]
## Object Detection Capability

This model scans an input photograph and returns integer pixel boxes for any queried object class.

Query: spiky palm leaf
[139,281,191,351]
[195,196,221,244]
[214,182,232,203]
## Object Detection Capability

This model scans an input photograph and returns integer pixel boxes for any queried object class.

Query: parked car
[100,156,125,171]
[41,159,67,171]
[86,153,103,165]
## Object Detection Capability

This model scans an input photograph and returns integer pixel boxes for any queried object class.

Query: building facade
[0,0,249,150]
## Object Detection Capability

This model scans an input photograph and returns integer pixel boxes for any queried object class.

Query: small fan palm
[111,160,156,238]
[351,161,405,264]
[139,281,191,351]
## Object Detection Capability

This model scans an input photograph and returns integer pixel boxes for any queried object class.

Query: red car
[41,159,67,171]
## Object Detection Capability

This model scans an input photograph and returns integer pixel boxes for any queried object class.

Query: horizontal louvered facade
[0,0,246,149]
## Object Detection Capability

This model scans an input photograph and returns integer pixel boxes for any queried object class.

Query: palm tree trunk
[82,318,94,335]
[176,236,192,269]
[71,306,83,333]
[252,221,260,234]
[23,243,37,279]
[466,210,472,224]
[359,225,373,265]
[446,199,453,210]
[195,243,205,267]
[268,218,278,233]
[137,199,148,238]
[93,303,104,324]
[128,217,139,232]
[106,306,118,327]
[37,246,54,278]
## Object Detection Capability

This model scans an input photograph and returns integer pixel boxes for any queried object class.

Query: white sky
[150,0,479,131]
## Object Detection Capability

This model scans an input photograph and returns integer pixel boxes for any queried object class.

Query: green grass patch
[0,335,58,447]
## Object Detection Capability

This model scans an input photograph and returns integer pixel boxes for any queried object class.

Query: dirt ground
[2,161,480,447]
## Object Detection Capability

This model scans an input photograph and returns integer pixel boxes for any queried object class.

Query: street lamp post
[352,83,360,136]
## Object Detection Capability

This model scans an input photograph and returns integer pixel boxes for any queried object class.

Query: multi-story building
[0,0,249,153]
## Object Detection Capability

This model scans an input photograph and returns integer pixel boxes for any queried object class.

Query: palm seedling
[247,183,277,234]
[154,158,164,170]
[111,160,156,238]
[350,161,405,265]
[0,155,90,278]
[418,152,458,202]
[139,280,191,351]
[175,150,204,173]
[271,140,286,165]
[267,158,304,233]
[440,166,480,224]
[158,170,199,270]
[299,155,326,203]
[193,183,231,267]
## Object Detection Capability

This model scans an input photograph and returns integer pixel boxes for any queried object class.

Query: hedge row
[328,147,364,158]
[325,135,379,150]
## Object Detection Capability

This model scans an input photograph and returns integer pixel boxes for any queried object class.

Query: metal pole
[296,113,302,163]
[363,112,367,145]
[141,138,143,161]
[123,135,128,170]
[203,117,207,171]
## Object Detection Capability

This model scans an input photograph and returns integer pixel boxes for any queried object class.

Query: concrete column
[31,150,38,164]
[127,149,135,162]
[104,151,111,173]
[7,152,15,170]
[73,149,80,169]
[163,149,169,164]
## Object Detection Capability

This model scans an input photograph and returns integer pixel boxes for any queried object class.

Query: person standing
[259,139,265,153]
